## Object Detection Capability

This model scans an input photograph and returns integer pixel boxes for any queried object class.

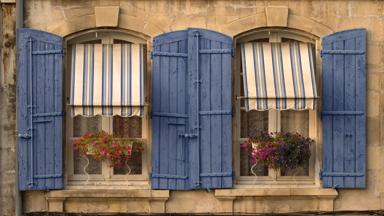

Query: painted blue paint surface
[321,28,366,189]
[151,28,232,190]
[17,28,64,191]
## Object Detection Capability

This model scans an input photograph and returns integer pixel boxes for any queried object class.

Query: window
[234,29,320,186]
[65,30,149,187]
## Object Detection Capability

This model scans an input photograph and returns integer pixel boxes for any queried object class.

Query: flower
[243,131,313,170]
[73,131,145,167]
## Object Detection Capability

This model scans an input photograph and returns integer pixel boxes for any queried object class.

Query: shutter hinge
[232,48,235,57]
[319,169,323,180]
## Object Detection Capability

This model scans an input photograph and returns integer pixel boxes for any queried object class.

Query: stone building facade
[1,0,384,215]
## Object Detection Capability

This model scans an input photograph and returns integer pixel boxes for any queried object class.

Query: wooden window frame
[64,30,151,188]
[233,29,322,187]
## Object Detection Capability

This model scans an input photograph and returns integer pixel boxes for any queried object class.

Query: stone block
[47,198,65,212]
[349,1,383,17]
[24,191,47,212]
[367,91,380,117]
[95,6,119,27]
[64,7,94,19]
[368,73,381,91]
[266,6,288,27]
[367,43,384,66]
[367,146,383,171]
[367,117,380,147]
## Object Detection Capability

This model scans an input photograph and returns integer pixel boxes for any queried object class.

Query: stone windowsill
[47,189,169,199]
[215,187,338,198]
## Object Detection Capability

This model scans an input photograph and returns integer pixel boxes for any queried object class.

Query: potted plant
[74,131,144,168]
[241,131,314,172]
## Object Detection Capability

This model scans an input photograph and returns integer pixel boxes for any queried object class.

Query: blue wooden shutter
[321,29,367,188]
[151,29,233,190]
[194,29,233,189]
[17,28,64,190]
[151,30,190,189]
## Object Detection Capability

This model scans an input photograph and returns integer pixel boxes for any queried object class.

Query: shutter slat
[159,42,171,189]
[198,30,233,189]
[176,39,188,190]
[200,37,212,188]
[187,29,200,189]
[17,28,64,191]
[152,31,189,190]
[321,28,366,189]
[221,42,233,188]
[344,37,357,188]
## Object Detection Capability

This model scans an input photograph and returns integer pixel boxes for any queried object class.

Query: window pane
[73,116,102,137]
[240,110,269,176]
[241,110,268,138]
[73,116,103,175]
[113,116,142,138]
[113,149,142,175]
[240,147,268,176]
[280,110,310,176]
[73,149,102,175]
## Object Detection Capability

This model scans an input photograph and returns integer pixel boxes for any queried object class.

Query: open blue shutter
[321,29,366,188]
[151,29,233,190]
[196,29,233,189]
[17,28,64,190]
[151,30,190,189]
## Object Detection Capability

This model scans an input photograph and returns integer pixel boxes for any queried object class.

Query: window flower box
[241,132,314,172]
[74,131,144,168]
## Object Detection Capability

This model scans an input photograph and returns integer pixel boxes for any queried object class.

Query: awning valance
[70,43,144,117]
[241,42,318,111]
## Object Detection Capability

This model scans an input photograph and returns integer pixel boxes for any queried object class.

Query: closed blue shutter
[17,28,64,190]
[321,28,367,188]
[151,29,232,190]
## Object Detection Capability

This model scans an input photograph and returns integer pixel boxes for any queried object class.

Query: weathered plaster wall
[17,0,384,214]
[0,3,16,216]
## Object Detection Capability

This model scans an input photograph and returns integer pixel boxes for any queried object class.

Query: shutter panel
[17,28,64,190]
[151,29,233,190]
[196,29,233,189]
[151,30,190,190]
[321,28,366,188]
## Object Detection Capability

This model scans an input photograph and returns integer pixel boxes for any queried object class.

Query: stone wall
[13,0,384,214]
[0,3,16,216]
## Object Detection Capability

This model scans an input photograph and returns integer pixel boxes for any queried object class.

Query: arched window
[65,29,149,187]
[233,28,320,186]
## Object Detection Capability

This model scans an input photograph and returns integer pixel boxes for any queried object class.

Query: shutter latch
[179,133,198,138]
[18,133,31,139]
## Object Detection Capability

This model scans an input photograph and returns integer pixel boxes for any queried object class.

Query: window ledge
[45,189,169,213]
[214,188,338,212]
[47,189,169,198]
[215,187,338,198]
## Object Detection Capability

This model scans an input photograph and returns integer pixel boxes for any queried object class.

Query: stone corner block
[95,6,120,27]
[265,6,289,27]
[46,197,65,212]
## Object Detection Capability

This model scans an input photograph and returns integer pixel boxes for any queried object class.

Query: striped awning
[70,43,144,117]
[241,42,318,111]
